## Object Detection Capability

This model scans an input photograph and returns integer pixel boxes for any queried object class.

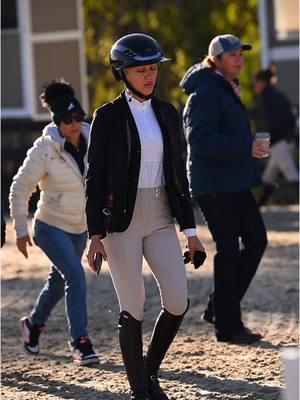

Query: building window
[1,0,18,30]
[274,0,299,40]
[1,0,23,110]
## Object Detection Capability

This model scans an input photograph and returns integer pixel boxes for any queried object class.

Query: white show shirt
[125,91,196,238]
[125,91,165,188]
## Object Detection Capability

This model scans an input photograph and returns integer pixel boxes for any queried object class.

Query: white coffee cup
[255,132,270,158]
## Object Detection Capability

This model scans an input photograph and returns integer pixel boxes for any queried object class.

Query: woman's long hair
[201,54,222,69]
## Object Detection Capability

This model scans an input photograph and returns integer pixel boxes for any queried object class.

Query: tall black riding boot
[145,301,189,400]
[118,311,150,400]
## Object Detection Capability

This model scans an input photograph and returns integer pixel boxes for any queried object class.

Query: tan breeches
[103,187,188,321]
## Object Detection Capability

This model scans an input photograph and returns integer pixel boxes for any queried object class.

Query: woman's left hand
[187,235,205,262]
[86,235,107,273]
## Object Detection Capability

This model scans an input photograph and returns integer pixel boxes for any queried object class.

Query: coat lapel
[151,98,173,161]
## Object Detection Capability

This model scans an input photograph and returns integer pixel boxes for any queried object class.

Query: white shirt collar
[125,90,152,110]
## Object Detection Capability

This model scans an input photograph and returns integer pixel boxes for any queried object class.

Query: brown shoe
[240,327,263,339]
[217,327,262,344]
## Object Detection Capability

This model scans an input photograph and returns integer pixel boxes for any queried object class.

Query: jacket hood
[180,63,220,95]
[42,122,90,149]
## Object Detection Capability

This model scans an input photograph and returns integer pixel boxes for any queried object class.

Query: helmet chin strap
[120,70,157,100]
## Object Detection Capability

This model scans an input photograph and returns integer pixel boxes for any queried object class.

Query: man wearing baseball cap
[180,34,268,344]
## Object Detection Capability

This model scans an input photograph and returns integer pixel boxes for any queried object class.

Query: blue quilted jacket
[180,64,261,197]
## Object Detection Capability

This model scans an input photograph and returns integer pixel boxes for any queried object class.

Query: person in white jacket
[9,79,98,366]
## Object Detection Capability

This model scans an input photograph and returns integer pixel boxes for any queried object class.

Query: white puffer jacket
[9,122,90,238]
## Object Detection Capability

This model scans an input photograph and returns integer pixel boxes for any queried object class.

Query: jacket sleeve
[85,106,110,238]
[166,103,196,230]
[9,141,46,238]
[184,89,252,160]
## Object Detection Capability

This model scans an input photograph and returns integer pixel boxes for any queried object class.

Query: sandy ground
[1,205,299,400]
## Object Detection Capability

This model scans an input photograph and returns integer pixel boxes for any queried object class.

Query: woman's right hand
[86,235,108,272]
[17,235,32,258]
[252,140,269,159]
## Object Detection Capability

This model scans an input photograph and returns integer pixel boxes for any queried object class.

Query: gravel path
[1,206,298,400]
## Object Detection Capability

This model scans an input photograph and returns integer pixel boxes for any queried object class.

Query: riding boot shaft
[118,311,150,399]
[145,301,189,377]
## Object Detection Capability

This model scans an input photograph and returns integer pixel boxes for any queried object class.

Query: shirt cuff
[183,228,197,238]
[14,224,29,239]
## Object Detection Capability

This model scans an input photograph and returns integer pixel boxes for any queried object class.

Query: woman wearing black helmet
[86,33,204,400]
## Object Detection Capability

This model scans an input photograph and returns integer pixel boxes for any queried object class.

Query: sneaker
[69,336,99,366]
[20,315,44,355]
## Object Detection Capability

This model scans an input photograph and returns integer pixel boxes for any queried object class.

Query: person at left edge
[85,33,205,400]
[9,79,98,366]
[1,212,6,247]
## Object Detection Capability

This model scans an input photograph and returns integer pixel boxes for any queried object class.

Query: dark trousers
[195,191,267,338]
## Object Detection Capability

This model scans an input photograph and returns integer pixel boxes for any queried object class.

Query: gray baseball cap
[208,34,252,57]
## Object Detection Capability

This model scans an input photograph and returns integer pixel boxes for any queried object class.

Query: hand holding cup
[253,132,270,159]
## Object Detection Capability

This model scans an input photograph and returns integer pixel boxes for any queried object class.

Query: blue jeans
[31,219,88,341]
